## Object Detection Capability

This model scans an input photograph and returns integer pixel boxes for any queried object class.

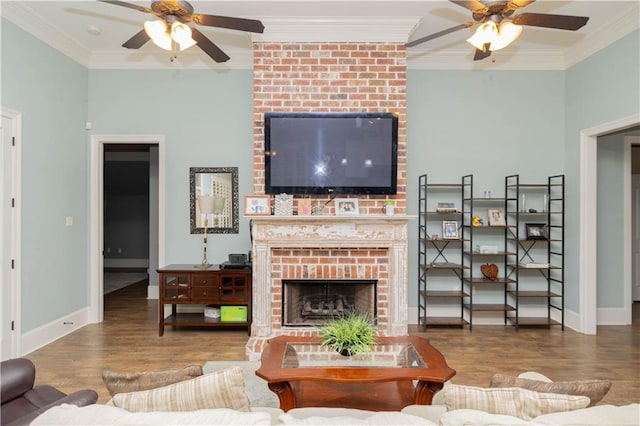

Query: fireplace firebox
[283,279,377,326]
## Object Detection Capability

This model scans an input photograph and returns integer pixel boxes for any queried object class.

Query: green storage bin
[220,306,247,322]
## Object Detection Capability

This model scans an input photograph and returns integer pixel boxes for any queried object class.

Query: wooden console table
[256,335,455,411]
[157,264,251,336]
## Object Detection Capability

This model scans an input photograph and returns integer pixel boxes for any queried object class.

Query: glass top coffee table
[256,335,455,411]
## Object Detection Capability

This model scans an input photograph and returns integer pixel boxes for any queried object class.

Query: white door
[633,175,640,301]
[1,112,18,360]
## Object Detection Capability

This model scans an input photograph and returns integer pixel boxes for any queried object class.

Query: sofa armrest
[0,359,36,404]
[5,390,98,426]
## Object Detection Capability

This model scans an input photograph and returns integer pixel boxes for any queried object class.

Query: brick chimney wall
[252,42,407,214]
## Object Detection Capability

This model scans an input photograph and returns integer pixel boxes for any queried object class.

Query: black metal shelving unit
[505,174,565,329]
[418,174,470,328]
[462,176,516,330]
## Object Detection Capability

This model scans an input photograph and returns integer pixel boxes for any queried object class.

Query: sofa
[0,358,98,426]
[29,367,639,425]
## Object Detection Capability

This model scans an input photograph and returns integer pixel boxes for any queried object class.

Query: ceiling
[2,1,639,70]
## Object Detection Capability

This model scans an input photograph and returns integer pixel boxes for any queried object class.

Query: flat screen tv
[264,112,398,195]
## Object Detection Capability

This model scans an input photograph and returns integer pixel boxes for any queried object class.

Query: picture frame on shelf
[526,223,548,240]
[335,198,359,215]
[442,220,459,240]
[243,195,271,216]
[487,208,506,226]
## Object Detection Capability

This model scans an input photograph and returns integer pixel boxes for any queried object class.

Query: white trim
[89,135,165,324]
[624,138,632,325]
[0,2,89,67]
[596,307,630,325]
[21,308,89,355]
[1,107,22,359]
[579,113,640,335]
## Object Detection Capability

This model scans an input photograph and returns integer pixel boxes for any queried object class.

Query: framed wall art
[244,195,271,216]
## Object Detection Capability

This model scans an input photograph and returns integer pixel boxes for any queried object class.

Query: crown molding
[87,48,253,70]
[252,17,421,43]
[406,49,566,71]
[564,2,640,68]
[1,1,89,67]
[2,3,638,71]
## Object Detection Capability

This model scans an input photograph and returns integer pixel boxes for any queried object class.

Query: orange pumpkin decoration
[481,263,499,281]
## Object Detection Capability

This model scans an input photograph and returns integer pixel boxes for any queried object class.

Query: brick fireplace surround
[247,41,410,359]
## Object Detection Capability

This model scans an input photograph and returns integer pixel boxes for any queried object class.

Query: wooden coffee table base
[269,380,443,412]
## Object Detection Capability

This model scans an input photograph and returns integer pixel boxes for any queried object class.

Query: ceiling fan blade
[449,0,488,14]
[122,29,150,49]
[191,14,265,34]
[191,28,230,63]
[513,13,589,31]
[97,0,153,14]
[504,0,535,15]
[473,45,492,61]
[406,22,473,48]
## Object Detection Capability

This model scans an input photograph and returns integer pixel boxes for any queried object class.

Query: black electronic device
[220,253,251,270]
[229,253,247,264]
[264,112,398,195]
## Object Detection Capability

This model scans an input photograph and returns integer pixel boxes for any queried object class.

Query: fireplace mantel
[247,215,415,359]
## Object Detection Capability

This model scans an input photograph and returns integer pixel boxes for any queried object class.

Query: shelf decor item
[335,198,359,215]
[487,208,506,226]
[319,313,376,356]
[480,263,499,281]
[274,193,294,216]
[526,223,548,240]
[244,194,271,216]
[442,221,460,239]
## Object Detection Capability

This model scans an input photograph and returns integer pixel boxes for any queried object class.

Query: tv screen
[264,112,398,195]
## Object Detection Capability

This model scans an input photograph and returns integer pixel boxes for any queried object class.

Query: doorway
[89,135,165,324]
[103,145,151,300]
[0,108,21,360]
[580,113,640,334]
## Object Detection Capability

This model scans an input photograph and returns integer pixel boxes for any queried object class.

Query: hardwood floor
[25,280,639,406]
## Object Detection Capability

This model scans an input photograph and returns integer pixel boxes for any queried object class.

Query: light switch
[65,216,73,227]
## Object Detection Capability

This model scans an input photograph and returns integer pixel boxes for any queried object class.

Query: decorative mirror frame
[190,167,239,234]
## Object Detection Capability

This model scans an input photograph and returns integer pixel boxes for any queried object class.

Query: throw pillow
[442,383,590,420]
[490,373,611,407]
[108,366,250,412]
[102,365,203,396]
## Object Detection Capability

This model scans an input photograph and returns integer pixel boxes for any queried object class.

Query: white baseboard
[104,258,149,268]
[21,308,89,356]
[147,284,158,300]
[597,307,630,325]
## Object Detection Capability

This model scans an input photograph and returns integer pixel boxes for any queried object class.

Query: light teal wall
[406,70,566,309]
[597,133,626,308]
[87,69,255,266]
[1,19,89,332]
[564,30,640,312]
[3,16,638,334]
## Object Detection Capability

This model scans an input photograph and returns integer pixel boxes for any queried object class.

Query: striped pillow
[443,383,590,420]
[108,366,250,412]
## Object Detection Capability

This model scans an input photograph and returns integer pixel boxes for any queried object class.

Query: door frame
[580,113,640,334]
[89,135,165,323]
[1,107,21,359]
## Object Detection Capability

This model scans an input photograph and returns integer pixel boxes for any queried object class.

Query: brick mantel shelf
[247,215,416,360]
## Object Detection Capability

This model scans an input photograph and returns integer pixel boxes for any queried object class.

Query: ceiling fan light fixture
[171,22,197,51]
[466,21,498,51]
[144,20,172,51]
[491,21,523,51]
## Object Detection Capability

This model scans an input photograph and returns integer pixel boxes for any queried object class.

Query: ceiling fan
[406,0,589,61]
[98,0,265,63]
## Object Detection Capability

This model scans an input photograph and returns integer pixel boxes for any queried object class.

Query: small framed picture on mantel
[244,195,271,216]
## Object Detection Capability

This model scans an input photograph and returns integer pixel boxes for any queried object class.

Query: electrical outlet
[117,248,122,254]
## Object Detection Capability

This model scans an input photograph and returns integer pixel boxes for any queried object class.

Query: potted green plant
[320,312,376,356]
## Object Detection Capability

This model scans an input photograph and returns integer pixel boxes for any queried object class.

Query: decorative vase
[338,348,351,357]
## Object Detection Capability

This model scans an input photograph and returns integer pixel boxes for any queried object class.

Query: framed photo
[335,198,359,215]
[442,221,459,240]
[297,198,312,216]
[526,223,548,240]
[243,195,271,216]
[487,209,506,226]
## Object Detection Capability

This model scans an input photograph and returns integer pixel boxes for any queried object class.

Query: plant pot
[338,348,351,357]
